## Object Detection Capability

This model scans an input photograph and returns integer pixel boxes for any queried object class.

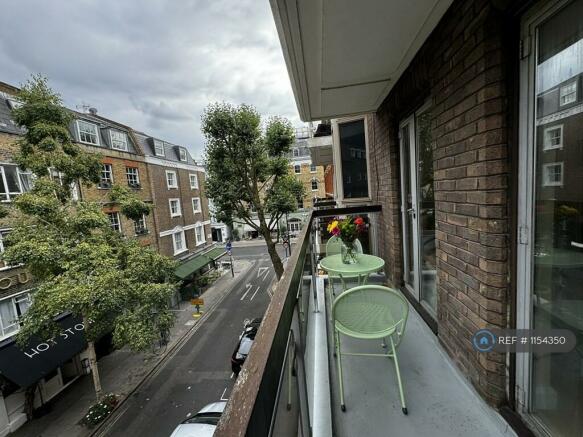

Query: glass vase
[341,241,358,264]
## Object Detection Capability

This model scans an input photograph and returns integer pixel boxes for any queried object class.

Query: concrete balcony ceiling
[270,0,453,121]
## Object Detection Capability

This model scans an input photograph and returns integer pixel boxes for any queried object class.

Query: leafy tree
[202,103,304,279]
[3,76,176,402]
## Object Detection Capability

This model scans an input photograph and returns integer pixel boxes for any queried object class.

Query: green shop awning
[205,247,228,260]
[174,248,227,280]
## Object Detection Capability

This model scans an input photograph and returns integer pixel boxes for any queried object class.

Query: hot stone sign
[0,313,87,387]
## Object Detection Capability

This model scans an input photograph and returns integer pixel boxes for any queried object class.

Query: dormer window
[7,99,22,110]
[179,148,187,162]
[110,130,128,151]
[77,120,100,146]
[154,140,165,157]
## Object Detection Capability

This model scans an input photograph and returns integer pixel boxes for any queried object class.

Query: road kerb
[90,261,255,437]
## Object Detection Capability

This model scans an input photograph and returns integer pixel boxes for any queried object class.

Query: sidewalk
[231,238,297,248]
[9,260,253,437]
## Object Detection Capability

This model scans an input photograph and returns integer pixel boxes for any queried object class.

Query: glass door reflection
[530,1,583,435]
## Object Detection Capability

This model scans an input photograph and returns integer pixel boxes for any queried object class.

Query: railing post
[311,217,319,313]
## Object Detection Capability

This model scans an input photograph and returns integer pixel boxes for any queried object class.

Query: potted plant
[327,216,366,264]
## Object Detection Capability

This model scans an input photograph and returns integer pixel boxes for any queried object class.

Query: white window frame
[559,80,577,106]
[311,178,318,191]
[542,124,563,150]
[169,198,182,217]
[192,197,201,214]
[189,173,199,189]
[332,116,372,203]
[172,230,187,255]
[76,120,100,146]
[100,164,113,188]
[179,148,188,162]
[292,148,300,157]
[0,165,24,202]
[110,130,128,151]
[310,163,317,173]
[195,223,205,246]
[0,291,32,340]
[133,214,148,235]
[126,167,140,187]
[516,5,576,428]
[166,170,178,189]
[542,162,563,187]
[154,140,165,157]
[294,164,301,174]
[107,212,122,233]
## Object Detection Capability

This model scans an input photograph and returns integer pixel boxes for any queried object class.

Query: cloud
[0,0,300,157]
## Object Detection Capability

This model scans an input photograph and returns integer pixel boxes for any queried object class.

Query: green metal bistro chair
[332,285,409,415]
[325,236,363,297]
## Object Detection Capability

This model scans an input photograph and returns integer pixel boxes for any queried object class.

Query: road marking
[240,284,253,300]
[91,261,255,437]
[239,283,252,294]
[250,286,260,301]
[184,320,195,326]
[220,387,229,401]
[230,372,234,379]
[262,269,270,281]
[257,266,268,278]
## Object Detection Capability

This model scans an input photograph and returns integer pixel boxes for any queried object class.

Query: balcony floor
[324,279,516,437]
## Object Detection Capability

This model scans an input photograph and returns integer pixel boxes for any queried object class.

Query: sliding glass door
[518,1,583,435]
[400,104,437,316]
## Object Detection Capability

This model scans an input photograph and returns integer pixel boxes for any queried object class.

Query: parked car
[231,318,262,376]
[169,401,226,437]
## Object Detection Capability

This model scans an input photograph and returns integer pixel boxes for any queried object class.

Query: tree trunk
[261,226,284,280]
[87,340,103,402]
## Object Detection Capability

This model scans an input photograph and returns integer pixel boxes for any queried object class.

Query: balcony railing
[217,203,515,437]
[216,205,382,436]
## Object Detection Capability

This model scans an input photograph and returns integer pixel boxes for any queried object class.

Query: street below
[96,243,286,437]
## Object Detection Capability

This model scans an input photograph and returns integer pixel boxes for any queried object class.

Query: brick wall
[289,162,326,208]
[147,163,212,258]
[79,145,157,249]
[368,0,513,405]
[0,132,19,163]
[0,133,36,300]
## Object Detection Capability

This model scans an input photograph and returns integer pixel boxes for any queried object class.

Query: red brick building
[134,132,212,260]
[272,0,583,435]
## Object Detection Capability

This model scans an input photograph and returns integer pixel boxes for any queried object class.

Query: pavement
[96,244,281,436]
[9,254,261,437]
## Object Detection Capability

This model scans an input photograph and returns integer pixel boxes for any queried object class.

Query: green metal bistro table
[320,254,385,293]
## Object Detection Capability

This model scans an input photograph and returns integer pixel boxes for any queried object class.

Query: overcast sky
[0,0,300,158]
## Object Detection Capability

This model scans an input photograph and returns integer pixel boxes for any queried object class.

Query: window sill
[195,240,205,247]
[0,263,24,272]
[0,330,19,342]
[170,214,182,218]
[174,248,188,256]
[167,186,178,190]
[80,140,100,147]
